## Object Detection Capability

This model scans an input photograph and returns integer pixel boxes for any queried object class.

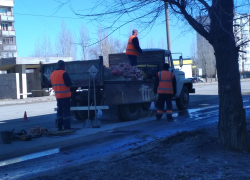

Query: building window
[1,23,8,31]
[3,38,14,44]
[1,52,13,58]
[0,8,7,14]
[1,52,7,58]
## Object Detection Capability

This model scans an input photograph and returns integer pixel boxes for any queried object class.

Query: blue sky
[14,0,196,59]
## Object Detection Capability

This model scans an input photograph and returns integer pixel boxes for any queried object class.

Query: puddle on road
[172,105,221,123]
[0,148,59,167]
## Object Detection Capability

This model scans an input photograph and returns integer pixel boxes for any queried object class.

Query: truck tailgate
[103,81,156,105]
[41,58,104,88]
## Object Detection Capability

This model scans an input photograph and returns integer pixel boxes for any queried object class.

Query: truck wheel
[141,102,151,111]
[119,104,141,121]
[76,102,95,120]
[176,86,189,110]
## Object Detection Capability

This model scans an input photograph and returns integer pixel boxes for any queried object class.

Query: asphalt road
[0,81,250,180]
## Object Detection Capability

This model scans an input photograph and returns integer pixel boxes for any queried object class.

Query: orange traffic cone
[23,111,28,121]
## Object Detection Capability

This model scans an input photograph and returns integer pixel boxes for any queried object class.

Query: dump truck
[41,49,195,121]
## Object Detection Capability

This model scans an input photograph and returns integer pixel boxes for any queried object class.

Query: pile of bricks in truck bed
[104,63,143,81]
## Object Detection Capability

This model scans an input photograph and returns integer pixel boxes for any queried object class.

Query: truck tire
[176,86,189,110]
[76,102,95,120]
[141,102,151,111]
[119,104,141,121]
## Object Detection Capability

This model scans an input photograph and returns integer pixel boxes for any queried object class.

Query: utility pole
[164,1,171,51]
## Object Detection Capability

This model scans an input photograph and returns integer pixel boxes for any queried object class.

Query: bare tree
[32,33,54,57]
[190,37,199,77]
[98,27,111,65]
[190,37,197,65]
[197,34,216,80]
[55,0,250,151]
[55,21,77,60]
[89,27,126,66]
[78,23,90,60]
[146,37,154,48]
[158,37,167,50]
[113,39,126,53]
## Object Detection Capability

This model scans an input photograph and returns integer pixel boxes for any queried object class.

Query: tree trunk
[210,0,249,151]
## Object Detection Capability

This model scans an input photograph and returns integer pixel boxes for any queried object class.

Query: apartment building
[197,13,250,76]
[235,13,250,72]
[0,0,16,59]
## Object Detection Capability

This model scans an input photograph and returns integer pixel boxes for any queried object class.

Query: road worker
[50,60,73,130]
[125,29,143,66]
[154,63,176,121]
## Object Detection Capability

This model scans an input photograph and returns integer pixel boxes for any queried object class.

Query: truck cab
[163,49,195,109]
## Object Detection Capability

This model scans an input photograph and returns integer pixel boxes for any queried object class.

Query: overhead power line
[14,13,82,20]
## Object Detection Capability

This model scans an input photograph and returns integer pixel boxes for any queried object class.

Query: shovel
[84,76,91,128]
[91,75,101,128]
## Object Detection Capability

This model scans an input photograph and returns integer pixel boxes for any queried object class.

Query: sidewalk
[0,96,56,106]
[193,78,250,86]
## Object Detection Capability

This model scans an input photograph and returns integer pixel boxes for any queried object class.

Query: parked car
[188,77,203,83]
[197,77,203,82]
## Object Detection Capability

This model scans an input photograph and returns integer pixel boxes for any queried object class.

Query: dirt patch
[28,125,250,180]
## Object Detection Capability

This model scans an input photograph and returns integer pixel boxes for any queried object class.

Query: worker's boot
[57,119,63,131]
[63,117,71,130]
[58,124,63,131]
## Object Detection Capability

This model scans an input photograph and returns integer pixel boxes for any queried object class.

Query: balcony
[0,15,14,22]
[1,30,16,37]
[0,0,14,7]
[3,44,16,51]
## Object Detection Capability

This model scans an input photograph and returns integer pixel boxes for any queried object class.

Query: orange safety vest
[157,70,174,94]
[50,70,71,99]
[126,35,139,56]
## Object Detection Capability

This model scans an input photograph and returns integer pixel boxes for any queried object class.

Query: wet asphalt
[1,93,250,180]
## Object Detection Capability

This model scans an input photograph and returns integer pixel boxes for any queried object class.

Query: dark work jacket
[154,70,177,95]
[132,37,143,53]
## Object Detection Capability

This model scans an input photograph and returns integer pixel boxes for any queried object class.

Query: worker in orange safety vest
[125,29,143,66]
[51,60,73,130]
[154,63,176,121]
